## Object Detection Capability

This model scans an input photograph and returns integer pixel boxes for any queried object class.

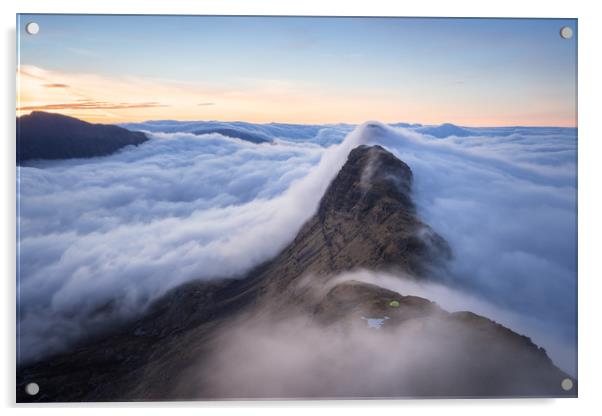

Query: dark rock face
[254,145,451,297]
[16,145,575,401]
[17,111,148,163]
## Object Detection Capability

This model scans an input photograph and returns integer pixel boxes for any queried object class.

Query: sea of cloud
[17,120,577,373]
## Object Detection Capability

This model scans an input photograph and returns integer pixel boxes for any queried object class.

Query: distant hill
[417,123,473,138]
[17,112,148,163]
[192,127,271,143]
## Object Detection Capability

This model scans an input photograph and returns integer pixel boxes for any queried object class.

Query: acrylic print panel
[16,14,577,401]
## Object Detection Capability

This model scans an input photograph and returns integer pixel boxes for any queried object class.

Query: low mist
[329,269,576,376]
[173,285,567,399]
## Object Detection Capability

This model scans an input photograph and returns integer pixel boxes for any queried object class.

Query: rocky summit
[254,144,451,298]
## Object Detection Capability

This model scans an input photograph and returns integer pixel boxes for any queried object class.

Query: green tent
[388,300,400,308]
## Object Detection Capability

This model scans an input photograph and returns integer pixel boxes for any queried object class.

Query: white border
[2,1,601,414]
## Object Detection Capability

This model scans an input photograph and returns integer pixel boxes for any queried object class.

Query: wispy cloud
[18,100,168,111]
[65,46,100,57]
[42,83,70,89]
[17,64,575,126]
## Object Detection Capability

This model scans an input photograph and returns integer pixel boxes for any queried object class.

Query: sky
[17,15,577,126]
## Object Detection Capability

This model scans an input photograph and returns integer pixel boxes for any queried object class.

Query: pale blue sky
[17,15,577,126]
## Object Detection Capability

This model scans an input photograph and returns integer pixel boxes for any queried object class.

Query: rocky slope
[253,144,450,300]
[16,144,575,401]
[17,111,148,163]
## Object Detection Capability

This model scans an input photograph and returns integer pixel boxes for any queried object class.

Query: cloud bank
[17,125,361,362]
[17,121,576,373]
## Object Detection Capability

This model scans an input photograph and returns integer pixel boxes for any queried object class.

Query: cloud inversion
[17,121,576,373]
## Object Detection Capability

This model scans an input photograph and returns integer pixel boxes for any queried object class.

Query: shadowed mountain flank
[17,111,148,163]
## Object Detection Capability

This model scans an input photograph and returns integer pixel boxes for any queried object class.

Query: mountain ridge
[252,144,451,301]
[16,144,574,401]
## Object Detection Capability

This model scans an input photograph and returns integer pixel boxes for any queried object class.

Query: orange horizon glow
[17,65,577,128]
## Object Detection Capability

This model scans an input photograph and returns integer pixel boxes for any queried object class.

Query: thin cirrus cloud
[17,15,577,126]
[17,64,576,126]
[18,100,168,111]
[42,83,70,89]
[17,65,336,123]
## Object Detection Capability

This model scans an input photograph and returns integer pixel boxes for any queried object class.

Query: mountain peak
[318,144,414,220]
[256,145,451,296]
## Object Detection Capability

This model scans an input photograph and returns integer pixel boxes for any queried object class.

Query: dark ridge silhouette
[17,111,148,163]
[192,127,271,143]
[417,123,473,138]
